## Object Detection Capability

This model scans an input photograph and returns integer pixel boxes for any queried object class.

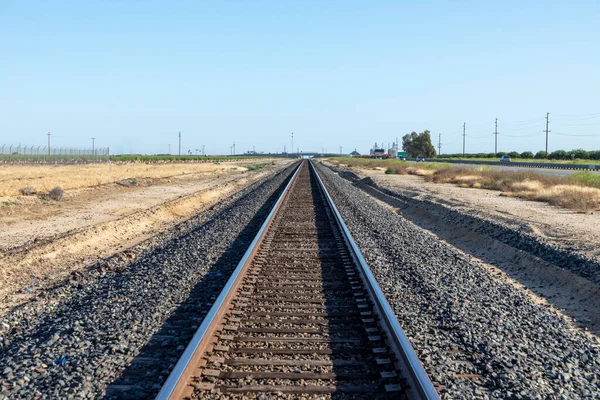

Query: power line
[503,132,544,138]
[554,112,600,119]
[553,132,599,137]
[552,121,600,127]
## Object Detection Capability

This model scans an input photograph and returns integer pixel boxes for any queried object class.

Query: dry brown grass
[0,161,255,197]
[333,158,600,211]
[424,168,600,211]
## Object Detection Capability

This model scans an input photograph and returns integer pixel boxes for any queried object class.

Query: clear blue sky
[1,1,599,155]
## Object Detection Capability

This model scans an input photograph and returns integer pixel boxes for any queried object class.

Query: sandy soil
[328,163,600,337]
[0,160,260,196]
[363,169,600,258]
[0,159,292,314]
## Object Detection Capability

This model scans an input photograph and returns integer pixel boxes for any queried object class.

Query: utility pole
[91,137,95,155]
[47,132,51,155]
[339,146,342,155]
[462,123,466,157]
[178,132,181,156]
[233,142,236,155]
[545,112,550,157]
[202,145,205,155]
[438,133,441,155]
[494,118,498,155]
[291,133,294,156]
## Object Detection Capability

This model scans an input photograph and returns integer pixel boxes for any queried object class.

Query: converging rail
[156,160,438,399]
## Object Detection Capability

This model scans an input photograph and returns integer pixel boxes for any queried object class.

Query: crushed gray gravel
[335,166,600,286]
[315,161,600,399]
[0,162,298,400]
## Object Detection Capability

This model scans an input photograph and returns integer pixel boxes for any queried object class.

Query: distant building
[350,150,360,157]
[370,142,385,156]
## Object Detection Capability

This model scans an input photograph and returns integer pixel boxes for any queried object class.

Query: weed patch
[246,163,269,171]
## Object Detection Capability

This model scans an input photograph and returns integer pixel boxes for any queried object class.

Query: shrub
[588,151,600,160]
[497,152,507,157]
[549,150,568,160]
[534,151,548,159]
[520,151,534,159]
[508,151,520,158]
[48,187,64,201]
[570,149,589,160]
[247,163,268,171]
[568,172,600,189]
[384,167,396,174]
[19,187,37,196]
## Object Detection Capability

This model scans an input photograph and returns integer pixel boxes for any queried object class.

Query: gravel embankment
[334,165,600,286]
[315,162,600,399]
[0,162,298,399]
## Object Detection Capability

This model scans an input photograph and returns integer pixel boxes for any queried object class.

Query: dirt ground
[328,163,600,338]
[0,159,292,314]
[362,168,600,257]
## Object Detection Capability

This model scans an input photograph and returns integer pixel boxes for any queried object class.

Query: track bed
[157,161,436,399]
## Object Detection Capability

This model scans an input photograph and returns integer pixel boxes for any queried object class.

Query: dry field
[0,161,260,197]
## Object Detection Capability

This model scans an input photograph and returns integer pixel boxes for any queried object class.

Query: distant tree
[549,150,568,160]
[588,150,600,160]
[402,130,436,158]
[520,151,534,159]
[508,151,520,158]
[497,152,507,157]
[570,149,589,159]
[534,151,548,159]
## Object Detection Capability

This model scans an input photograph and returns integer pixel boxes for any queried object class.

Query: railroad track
[156,160,438,399]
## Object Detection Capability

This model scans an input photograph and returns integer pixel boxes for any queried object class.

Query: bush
[497,152,507,157]
[508,151,520,158]
[549,150,568,160]
[534,151,548,159]
[568,172,600,189]
[48,187,64,201]
[520,151,534,159]
[588,151,600,160]
[19,187,37,196]
[384,167,397,174]
[570,149,589,159]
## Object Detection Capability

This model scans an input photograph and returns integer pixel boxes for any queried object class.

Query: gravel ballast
[334,165,600,286]
[315,162,600,399]
[0,162,298,399]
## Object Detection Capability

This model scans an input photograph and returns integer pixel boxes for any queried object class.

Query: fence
[0,144,110,164]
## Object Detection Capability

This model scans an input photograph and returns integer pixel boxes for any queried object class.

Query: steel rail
[155,162,302,400]
[311,161,440,400]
